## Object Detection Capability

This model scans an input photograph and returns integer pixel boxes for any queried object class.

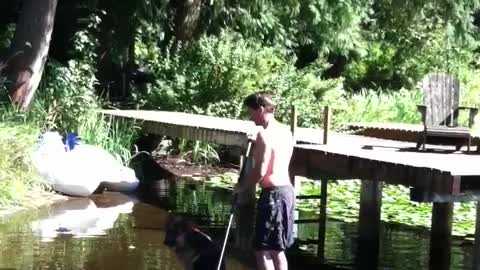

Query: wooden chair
[416,73,478,152]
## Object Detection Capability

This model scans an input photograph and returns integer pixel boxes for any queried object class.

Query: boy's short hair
[243,91,276,111]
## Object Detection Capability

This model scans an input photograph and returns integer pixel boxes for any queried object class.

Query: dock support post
[290,105,297,187]
[289,105,300,238]
[356,180,383,269]
[429,202,453,270]
[316,106,330,259]
[234,149,256,251]
[323,106,330,144]
[317,178,328,260]
[290,105,297,137]
[473,202,480,270]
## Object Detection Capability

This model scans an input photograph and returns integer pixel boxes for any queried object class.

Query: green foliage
[29,13,137,164]
[436,0,480,45]
[112,0,480,110]
[188,141,220,166]
[0,24,15,56]
[344,0,479,91]
[206,172,238,189]
[454,64,480,130]
[175,139,220,165]
[458,63,480,110]
[137,31,342,128]
[137,31,288,115]
[206,0,372,54]
[333,88,422,126]
[344,37,445,91]
[206,0,478,56]
[0,62,47,207]
[173,179,233,223]
[30,13,100,133]
[77,114,140,164]
[130,0,480,57]
[0,100,136,207]
[0,13,139,207]
[33,60,99,133]
[30,62,136,163]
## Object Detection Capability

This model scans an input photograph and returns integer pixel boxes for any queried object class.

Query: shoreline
[0,155,236,219]
[0,190,68,218]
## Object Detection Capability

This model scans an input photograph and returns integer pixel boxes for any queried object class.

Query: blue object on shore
[65,133,80,151]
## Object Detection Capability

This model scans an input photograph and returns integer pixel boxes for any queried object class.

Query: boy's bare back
[255,120,293,189]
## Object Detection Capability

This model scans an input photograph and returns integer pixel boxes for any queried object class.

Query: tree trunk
[7,0,58,109]
[174,0,203,42]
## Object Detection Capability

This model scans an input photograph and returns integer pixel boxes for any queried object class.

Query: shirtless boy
[234,91,295,270]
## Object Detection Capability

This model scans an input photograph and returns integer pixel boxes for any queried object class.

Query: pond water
[0,178,477,270]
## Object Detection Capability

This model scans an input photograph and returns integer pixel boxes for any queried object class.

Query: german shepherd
[164,214,226,270]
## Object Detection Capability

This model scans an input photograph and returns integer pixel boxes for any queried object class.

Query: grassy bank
[0,122,47,207]
[0,106,138,208]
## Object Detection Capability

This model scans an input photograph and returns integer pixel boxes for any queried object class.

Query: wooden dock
[104,110,480,195]
[102,109,480,270]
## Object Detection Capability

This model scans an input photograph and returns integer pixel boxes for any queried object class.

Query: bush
[30,60,137,164]
[457,66,480,130]
[32,60,99,133]
[135,30,427,131]
[136,31,343,128]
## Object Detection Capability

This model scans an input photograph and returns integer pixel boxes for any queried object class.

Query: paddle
[216,141,253,270]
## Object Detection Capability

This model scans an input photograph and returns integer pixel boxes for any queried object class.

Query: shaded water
[0,179,477,270]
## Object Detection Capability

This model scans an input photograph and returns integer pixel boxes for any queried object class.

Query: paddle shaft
[216,141,253,270]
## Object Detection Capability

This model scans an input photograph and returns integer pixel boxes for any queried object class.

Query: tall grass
[0,121,45,207]
[333,88,422,127]
[77,113,140,164]
[459,68,480,130]
[330,73,480,130]
[0,106,139,207]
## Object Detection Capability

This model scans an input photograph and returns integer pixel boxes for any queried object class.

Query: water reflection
[141,178,235,227]
[1,179,480,270]
[32,195,134,241]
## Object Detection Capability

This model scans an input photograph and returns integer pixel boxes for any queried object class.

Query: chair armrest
[457,106,478,128]
[417,105,427,125]
[458,106,478,110]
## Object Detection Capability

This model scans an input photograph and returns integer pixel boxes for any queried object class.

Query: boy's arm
[234,131,271,193]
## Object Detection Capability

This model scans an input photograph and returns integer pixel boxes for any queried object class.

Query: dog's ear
[164,213,184,247]
[165,212,173,227]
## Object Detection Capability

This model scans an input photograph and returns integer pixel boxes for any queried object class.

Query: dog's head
[164,214,222,269]
[163,213,194,248]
